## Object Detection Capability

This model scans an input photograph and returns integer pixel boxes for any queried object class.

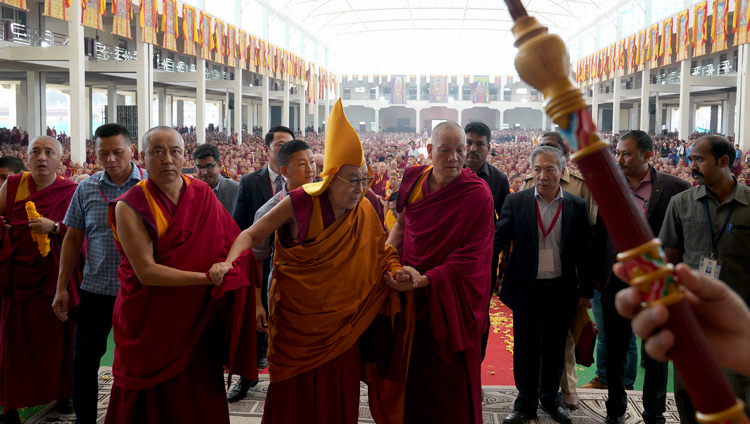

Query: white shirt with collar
[268,166,285,195]
[534,186,564,279]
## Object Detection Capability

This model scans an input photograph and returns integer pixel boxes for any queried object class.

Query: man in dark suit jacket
[192,143,239,213]
[497,146,593,424]
[229,125,294,402]
[464,122,511,361]
[595,131,691,424]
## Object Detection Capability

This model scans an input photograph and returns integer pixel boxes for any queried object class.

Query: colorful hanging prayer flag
[473,76,490,103]
[239,30,247,70]
[226,25,237,66]
[677,10,690,61]
[712,0,729,52]
[181,4,197,56]
[734,0,749,45]
[662,17,673,65]
[429,75,448,102]
[0,0,28,11]
[693,1,707,57]
[81,0,105,30]
[139,0,158,45]
[112,0,132,39]
[43,0,70,22]
[213,19,225,64]
[637,29,647,70]
[627,34,636,74]
[161,0,177,52]
[199,12,212,61]
[391,75,406,104]
[649,24,660,69]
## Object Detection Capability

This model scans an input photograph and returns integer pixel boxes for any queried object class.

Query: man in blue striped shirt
[52,123,146,424]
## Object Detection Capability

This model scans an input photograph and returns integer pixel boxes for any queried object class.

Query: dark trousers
[72,289,117,424]
[602,280,668,422]
[512,278,575,414]
[480,248,501,361]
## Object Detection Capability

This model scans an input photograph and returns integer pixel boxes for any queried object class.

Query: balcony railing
[1,20,68,46]
[96,42,137,61]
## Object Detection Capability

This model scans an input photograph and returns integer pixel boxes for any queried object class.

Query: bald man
[0,136,81,421]
[104,127,257,423]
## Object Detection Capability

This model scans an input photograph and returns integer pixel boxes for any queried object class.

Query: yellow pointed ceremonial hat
[303,99,365,196]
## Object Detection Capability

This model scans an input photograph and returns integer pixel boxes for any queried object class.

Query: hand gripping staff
[503,1,749,423]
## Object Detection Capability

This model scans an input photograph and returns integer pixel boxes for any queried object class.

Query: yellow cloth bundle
[25,201,50,257]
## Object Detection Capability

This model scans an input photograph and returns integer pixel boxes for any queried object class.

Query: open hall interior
[1,0,749,423]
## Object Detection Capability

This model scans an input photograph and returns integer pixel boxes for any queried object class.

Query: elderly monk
[0,136,82,421]
[210,99,416,424]
[104,127,257,424]
[386,122,495,424]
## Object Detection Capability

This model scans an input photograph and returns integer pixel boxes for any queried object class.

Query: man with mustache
[497,146,593,424]
[595,130,690,424]
[659,134,750,423]
[464,122,510,362]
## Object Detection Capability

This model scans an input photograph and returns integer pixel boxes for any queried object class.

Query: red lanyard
[98,166,143,203]
[536,199,562,240]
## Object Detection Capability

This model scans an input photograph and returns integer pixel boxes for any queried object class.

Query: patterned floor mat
[25,367,679,423]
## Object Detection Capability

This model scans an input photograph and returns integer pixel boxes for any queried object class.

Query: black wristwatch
[53,221,59,234]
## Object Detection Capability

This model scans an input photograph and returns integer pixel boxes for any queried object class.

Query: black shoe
[57,398,74,414]
[0,409,20,424]
[227,377,259,403]
[604,415,624,424]
[257,357,269,370]
[540,404,572,424]
[503,410,537,424]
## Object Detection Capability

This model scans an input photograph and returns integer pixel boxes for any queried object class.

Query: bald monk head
[141,126,185,188]
[326,162,370,215]
[27,136,63,187]
[427,122,466,188]
[313,154,324,179]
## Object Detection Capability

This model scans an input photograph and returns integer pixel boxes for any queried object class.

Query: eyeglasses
[335,174,373,188]
[195,163,217,171]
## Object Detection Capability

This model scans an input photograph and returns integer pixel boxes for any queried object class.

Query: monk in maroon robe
[105,127,257,424]
[0,136,83,419]
[386,122,494,424]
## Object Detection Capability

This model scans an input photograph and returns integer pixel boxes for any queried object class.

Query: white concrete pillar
[196,60,206,144]
[282,81,290,127]
[176,100,184,126]
[26,71,42,138]
[679,59,692,141]
[736,44,750,151]
[640,70,650,132]
[314,102,319,133]
[725,92,736,136]
[262,75,270,134]
[107,81,117,123]
[591,84,599,129]
[612,75,621,133]
[157,87,167,126]
[416,76,421,101]
[655,95,662,133]
[166,95,173,126]
[234,67,242,142]
[224,91,230,134]
[374,108,380,132]
[69,0,86,164]
[498,108,504,130]
[299,85,306,134]
[85,86,92,137]
[136,28,154,151]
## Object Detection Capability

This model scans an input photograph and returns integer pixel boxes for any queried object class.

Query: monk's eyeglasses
[335,174,373,188]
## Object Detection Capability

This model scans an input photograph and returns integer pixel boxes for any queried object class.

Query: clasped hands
[208,261,233,286]
[383,266,424,291]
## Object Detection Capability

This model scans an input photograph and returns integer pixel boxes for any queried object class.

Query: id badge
[538,248,554,273]
[699,256,722,279]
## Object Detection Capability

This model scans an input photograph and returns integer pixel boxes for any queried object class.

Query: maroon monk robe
[0,173,82,411]
[371,172,387,196]
[105,177,257,424]
[396,166,494,424]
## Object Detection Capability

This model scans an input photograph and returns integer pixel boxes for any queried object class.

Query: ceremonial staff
[502,1,748,423]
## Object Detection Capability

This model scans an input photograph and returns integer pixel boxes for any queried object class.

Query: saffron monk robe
[104,127,258,424]
[386,122,495,424]
[0,136,84,419]
[210,99,417,424]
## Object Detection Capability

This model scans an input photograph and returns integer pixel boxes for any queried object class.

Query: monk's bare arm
[115,201,210,287]
[385,212,406,249]
[225,196,295,263]
[52,227,85,321]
